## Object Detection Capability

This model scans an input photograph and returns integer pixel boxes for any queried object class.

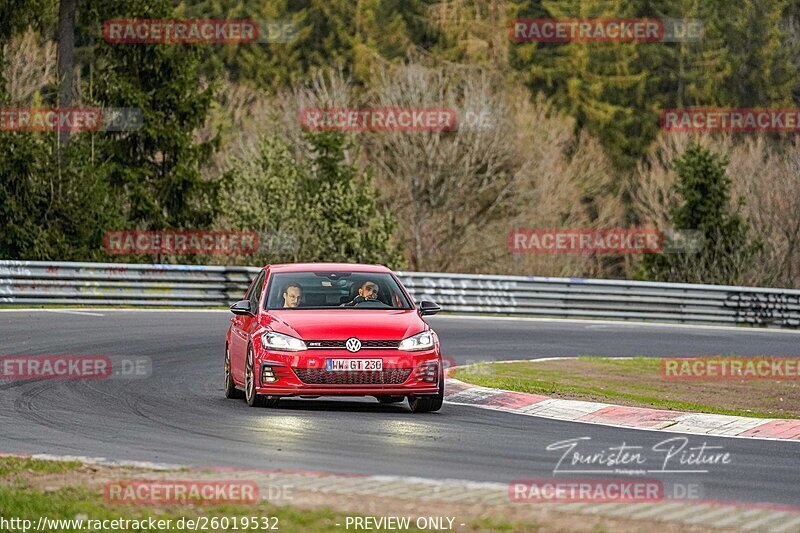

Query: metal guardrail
[1,260,799,328]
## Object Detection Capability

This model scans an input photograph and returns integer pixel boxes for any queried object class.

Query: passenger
[341,281,380,306]
[283,283,303,308]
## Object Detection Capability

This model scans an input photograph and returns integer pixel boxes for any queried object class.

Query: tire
[224,345,244,399]
[408,371,444,413]
[245,347,266,407]
[245,347,279,408]
[376,395,405,404]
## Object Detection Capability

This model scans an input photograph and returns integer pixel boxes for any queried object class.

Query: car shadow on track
[251,398,432,414]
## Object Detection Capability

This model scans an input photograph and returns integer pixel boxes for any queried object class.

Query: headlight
[398,331,435,351]
[261,332,307,352]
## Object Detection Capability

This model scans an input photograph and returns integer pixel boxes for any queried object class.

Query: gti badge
[345,337,362,353]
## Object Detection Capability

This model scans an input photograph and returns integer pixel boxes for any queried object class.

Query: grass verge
[451,357,800,419]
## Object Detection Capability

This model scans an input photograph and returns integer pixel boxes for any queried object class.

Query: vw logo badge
[345,337,362,353]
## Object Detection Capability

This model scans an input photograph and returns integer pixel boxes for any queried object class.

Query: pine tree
[298,131,404,266]
[218,131,404,267]
[0,9,120,261]
[0,132,124,260]
[510,0,798,169]
[637,143,761,285]
[411,0,506,66]
[82,0,221,234]
[0,0,56,41]
[663,0,794,108]
[180,0,433,89]
[510,0,658,169]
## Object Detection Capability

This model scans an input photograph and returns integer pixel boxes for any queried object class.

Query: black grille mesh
[293,368,412,385]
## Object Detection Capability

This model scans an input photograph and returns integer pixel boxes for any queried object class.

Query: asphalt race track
[1,310,799,508]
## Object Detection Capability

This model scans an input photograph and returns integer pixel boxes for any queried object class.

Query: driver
[283,283,303,308]
[341,280,380,306]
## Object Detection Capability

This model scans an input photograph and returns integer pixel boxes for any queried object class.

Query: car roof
[265,263,392,274]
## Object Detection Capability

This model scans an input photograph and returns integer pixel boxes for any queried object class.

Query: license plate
[326,359,383,372]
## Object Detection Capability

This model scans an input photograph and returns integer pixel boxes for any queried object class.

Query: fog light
[261,365,278,384]
[415,362,439,383]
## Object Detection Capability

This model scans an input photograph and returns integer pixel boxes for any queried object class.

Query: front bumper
[254,349,441,397]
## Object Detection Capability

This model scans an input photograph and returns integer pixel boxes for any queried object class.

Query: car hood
[262,309,427,341]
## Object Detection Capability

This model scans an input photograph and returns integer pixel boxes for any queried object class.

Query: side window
[242,284,252,302]
[242,271,259,301]
[249,271,266,310]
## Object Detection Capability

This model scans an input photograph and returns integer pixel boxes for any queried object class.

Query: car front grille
[306,340,400,349]
[293,368,412,385]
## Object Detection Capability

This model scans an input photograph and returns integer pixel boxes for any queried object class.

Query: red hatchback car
[224,263,444,412]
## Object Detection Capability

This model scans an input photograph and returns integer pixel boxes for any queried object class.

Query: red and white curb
[443,366,800,442]
[4,452,800,531]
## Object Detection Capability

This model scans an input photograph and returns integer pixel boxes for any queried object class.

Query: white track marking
[43,309,105,317]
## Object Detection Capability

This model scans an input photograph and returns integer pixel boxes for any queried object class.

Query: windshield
[264,271,414,310]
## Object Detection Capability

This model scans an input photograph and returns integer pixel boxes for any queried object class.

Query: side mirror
[230,300,254,316]
[418,300,441,316]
